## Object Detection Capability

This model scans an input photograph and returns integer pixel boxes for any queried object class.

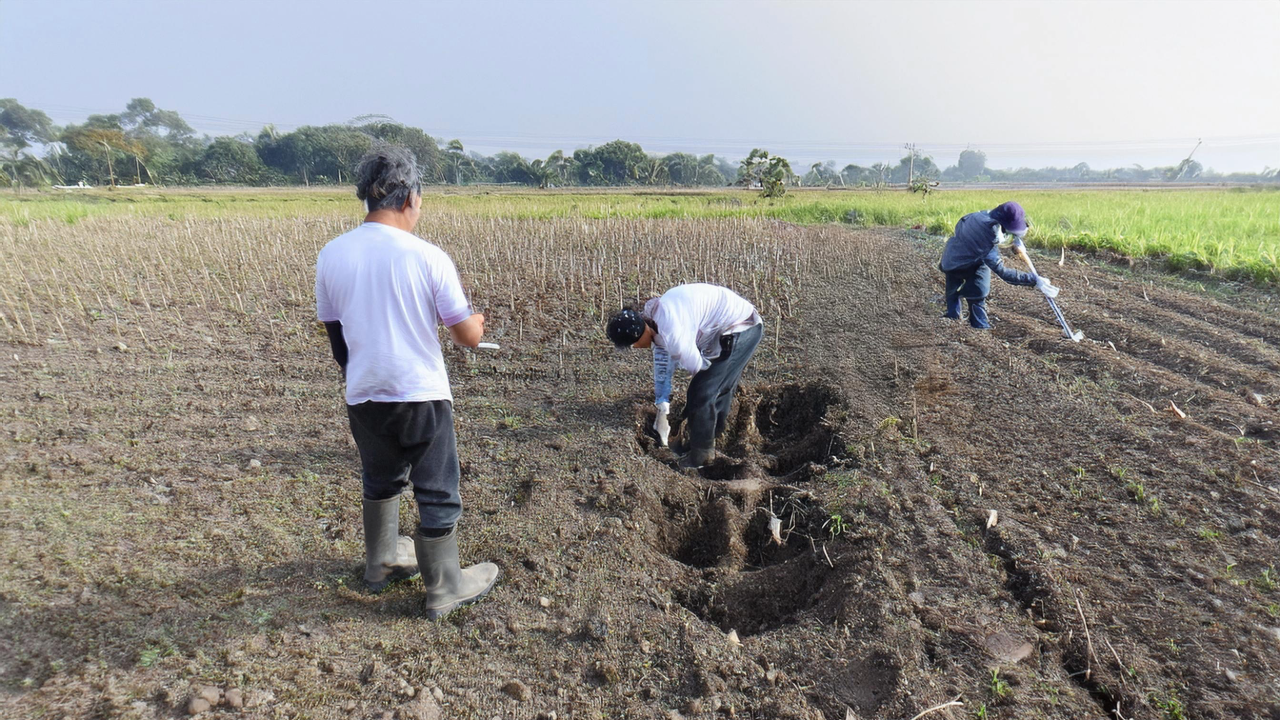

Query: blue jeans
[943,264,992,329]
[684,323,764,451]
[653,346,673,405]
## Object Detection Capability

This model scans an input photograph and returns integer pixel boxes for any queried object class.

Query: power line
[18,99,1279,168]
[25,99,1279,151]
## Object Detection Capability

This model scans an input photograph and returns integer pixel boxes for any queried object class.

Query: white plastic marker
[476,342,501,351]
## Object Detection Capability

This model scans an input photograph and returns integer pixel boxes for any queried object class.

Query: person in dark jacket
[939,201,1057,328]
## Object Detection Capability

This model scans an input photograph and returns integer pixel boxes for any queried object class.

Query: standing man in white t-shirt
[606,284,763,470]
[315,145,498,619]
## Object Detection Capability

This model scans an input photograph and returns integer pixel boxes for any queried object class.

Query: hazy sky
[2,0,1278,172]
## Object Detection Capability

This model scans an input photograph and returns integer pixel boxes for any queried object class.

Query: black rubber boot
[362,497,419,593]
[414,526,500,620]
[678,445,715,470]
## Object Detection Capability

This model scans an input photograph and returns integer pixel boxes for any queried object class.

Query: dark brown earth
[2,219,1279,720]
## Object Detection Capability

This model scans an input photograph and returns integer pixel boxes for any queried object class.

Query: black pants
[684,323,764,451]
[347,400,461,531]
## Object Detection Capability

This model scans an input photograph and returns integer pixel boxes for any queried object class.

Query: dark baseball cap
[606,308,646,348]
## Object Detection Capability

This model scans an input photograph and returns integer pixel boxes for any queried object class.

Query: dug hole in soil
[634,383,847,639]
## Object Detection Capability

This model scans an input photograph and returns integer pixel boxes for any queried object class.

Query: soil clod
[224,688,243,709]
[502,679,531,701]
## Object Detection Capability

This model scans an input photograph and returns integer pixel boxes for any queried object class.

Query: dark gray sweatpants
[347,400,462,531]
[684,323,764,452]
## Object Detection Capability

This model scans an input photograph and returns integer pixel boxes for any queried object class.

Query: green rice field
[2,185,1277,282]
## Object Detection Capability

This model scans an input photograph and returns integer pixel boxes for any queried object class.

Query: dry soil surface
[2,225,1279,720]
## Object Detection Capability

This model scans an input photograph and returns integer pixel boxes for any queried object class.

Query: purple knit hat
[990,201,1028,234]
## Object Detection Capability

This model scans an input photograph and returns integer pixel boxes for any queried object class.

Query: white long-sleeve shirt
[643,284,761,375]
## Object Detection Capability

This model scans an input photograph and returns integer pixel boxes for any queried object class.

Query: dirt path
[1,224,1277,719]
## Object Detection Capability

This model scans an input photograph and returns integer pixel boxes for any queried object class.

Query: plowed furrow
[997,314,1280,455]
[1094,293,1280,379]
[1079,314,1270,393]
[1140,289,1280,350]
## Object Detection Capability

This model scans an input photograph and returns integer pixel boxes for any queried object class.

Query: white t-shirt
[644,283,762,375]
[315,222,473,405]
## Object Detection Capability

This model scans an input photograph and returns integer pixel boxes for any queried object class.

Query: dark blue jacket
[940,211,1037,286]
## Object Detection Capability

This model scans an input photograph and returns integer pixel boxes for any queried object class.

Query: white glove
[654,401,670,447]
[1035,275,1060,299]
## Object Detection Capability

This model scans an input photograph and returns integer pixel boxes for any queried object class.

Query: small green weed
[1122,479,1162,514]
[1124,481,1145,502]
[1196,527,1222,541]
[1067,468,1086,498]
[137,639,177,668]
[1256,566,1277,593]
[830,471,862,490]
[825,513,847,539]
[1150,690,1186,720]
[989,669,1011,700]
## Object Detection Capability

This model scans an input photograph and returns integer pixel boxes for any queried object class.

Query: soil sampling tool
[1016,245,1084,342]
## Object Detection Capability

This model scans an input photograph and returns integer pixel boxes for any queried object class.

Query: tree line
[2,98,1277,191]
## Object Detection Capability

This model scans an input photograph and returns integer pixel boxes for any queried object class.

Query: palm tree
[544,150,573,185]
[637,156,668,185]
[529,159,554,188]
[444,139,472,185]
[806,161,840,187]
[0,152,62,190]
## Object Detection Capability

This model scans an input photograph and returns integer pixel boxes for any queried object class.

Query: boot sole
[422,571,501,620]
[365,568,420,594]
[678,452,715,470]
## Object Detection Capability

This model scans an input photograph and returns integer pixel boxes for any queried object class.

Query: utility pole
[1172,138,1203,181]
[101,140,115,187]
[904,143,916,187]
